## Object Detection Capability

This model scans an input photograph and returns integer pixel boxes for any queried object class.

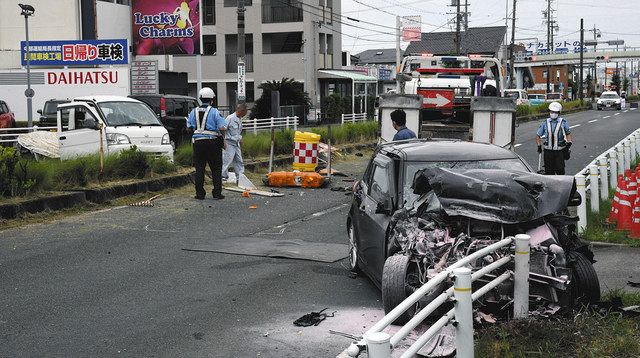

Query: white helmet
[199,87,215,99]
[549,101,562,112]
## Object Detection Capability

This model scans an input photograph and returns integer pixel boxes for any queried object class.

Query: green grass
[475,307,640,357]
[582,199,640,247]
[516,99,592,118]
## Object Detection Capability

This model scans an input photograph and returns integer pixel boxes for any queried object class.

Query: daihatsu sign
[0,68,129,121]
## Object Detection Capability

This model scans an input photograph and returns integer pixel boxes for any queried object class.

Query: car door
[356,155,396,284]
[58,103,102,159]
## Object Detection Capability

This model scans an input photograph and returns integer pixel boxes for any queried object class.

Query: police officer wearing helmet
[536,101,572,175]
[187,87,227,200]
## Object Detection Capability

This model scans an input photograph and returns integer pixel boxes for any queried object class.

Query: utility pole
[545,0,551,93]
[464,0,469,30]
[396,16,401,93]
[237,0,246,105]
[579,18,584,102]
[455,0,461,55]
[509,0,517,89]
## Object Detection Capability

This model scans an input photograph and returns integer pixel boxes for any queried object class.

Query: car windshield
[601,93,619,99]
[403,158,529,207]
[547,94,561,99]
[98,101,162,126]
[530,95,543,100]
[44,102,61,115]
[505,92,520,99]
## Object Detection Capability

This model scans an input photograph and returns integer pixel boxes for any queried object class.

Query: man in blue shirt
[391,109,417,141]
[535,101,572,175]
[187,87,227,200]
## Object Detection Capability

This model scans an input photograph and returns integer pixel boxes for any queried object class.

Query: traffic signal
[596,55,610,61]
[523,56,538,62]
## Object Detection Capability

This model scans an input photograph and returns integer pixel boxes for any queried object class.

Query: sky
[340,0,640,55]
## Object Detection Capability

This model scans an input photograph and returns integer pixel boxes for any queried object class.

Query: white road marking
[615,113,621,116]
[514,143,522,148]
[631,108,637,111]
[589,119,598,123]
[570,124,581,129]
[603,115,611,118]
[624,110,629,113]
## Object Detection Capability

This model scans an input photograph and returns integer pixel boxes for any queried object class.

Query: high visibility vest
[194,106,219,137]
[544,118,567,150]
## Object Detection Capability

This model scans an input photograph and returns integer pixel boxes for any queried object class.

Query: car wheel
[347,221,360,272]
[382,255,420,325]
[568,251,601,305]
[618,106,622,110]
[597,107,602,110]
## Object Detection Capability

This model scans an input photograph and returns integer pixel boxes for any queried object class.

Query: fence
[0,125,61,145]
[344,235,531,358]
[242,116,298,134]
[341,113,368,124]
[574,128,640,233]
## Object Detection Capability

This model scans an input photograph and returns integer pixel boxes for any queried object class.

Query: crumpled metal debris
[293,308,335,327]
[627,281,640,288]
[530,303,562,318]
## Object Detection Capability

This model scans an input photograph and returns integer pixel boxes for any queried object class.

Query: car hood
[106,126,168,146]
[412,168,576,224]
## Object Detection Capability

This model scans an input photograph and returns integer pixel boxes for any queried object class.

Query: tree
[251,78,311,119]
[585,74,593,98]
[623,77,630,93]
[611,73,621,93]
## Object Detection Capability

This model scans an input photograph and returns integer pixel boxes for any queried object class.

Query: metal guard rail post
[347,235,531,358]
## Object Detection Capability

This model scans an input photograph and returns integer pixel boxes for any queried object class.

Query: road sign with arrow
[417,89,454,109]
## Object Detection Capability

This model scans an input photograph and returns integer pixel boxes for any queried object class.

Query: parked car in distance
[129,94,199,146]
[597,91,622,110]
[528,93,546,106]
[504,89,529,106]
[545,92,564,102]
[38,99,70,127]
[0,100,16,129]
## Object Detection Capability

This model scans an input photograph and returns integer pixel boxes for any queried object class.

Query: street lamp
[19,3,35,129]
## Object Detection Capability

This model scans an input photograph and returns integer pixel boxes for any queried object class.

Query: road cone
[617,180,633,231]
[608,175,623,224]
[631,197,640,239]
[628,173,638,209]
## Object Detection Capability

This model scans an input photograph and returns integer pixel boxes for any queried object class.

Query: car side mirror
[37,109,42,114]
[568,190,582,207]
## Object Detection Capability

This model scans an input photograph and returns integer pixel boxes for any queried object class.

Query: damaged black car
[347,139,599,324]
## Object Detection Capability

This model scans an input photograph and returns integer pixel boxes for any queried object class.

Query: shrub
[174,143,193,167]
[149,156,177,175]
[103,147,149,179]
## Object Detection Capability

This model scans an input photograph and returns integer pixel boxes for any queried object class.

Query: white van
[56,96,173,160]
[504,89,529,106]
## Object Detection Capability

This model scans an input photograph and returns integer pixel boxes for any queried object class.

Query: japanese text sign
[20,39,128,67]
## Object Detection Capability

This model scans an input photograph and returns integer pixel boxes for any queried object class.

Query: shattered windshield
[403,159,529,208]
[98,101,162,127]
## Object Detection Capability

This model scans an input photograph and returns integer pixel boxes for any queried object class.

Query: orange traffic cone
[628,173,638,208]
[617,180,633,231]
[631,197,640,239]
[626,169,632,182]
[608,175,624,224]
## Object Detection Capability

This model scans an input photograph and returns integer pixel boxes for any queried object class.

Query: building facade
[172,0,341,108]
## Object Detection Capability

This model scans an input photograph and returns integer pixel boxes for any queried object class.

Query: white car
[504,89,530,106]
[597,91,622,111]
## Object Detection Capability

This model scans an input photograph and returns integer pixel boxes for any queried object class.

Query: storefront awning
[318,70,378,83]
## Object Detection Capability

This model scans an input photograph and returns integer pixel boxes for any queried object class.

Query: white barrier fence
[574,128,640,233]
[242,116,298,134]
[341,113,367,124]
[345,235,531,358]
[0,125,62,145]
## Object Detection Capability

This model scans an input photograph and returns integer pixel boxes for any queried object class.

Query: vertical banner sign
[130,60,159,95]
[401,16,422,42]
[237,61,246,101]
[132,0,201,55]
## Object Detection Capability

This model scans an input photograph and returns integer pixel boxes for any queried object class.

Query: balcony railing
[262,4,303,23]
[225,54,254,73]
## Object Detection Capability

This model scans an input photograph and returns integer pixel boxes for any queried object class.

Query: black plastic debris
[293,308,335,327]
[628,281,640,288]
[355,152,363,157]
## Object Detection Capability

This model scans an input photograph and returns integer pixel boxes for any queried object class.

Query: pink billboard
[132,0,201,55]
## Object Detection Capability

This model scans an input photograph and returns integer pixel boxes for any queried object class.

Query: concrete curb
[0,142,378,220]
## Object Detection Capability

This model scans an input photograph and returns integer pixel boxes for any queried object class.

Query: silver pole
[396,16,401,93]
[24,14,33,129]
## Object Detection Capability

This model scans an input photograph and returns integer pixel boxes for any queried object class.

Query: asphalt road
[2,109,640,357]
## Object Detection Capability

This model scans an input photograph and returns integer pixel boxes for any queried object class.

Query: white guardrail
[0,125,63,145]
[242,116,298,134]
[574,128,640,233]
[344,235,531,358]
[341,113,367,124]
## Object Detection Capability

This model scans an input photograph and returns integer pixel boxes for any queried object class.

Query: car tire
[568,251,601,305]
[347,221,360,272]
[382,255,418,325]
[597,107,602,111]
[617,106,622,110]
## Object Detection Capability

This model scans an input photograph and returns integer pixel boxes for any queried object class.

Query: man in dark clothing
[391,109,417,141]
[536,101,572,175]
[187,87,227,200]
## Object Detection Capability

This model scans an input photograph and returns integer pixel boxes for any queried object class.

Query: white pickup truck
[19,96,174,161]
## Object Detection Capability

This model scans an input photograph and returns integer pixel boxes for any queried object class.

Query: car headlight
[106,133,131,145]
[597,100,603,104]
[161,133,171,145]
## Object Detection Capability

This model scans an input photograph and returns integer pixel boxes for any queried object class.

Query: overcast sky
[340,0,640,55]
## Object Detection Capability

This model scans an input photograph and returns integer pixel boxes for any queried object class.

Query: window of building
[319,33,326,54]
[327,34,333,53]
[203,35,217,55]
[262,32,303,54]
[203,0,215,25]
[543,71,548,79]
[224,0,252,7]
[262,0,303,23]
